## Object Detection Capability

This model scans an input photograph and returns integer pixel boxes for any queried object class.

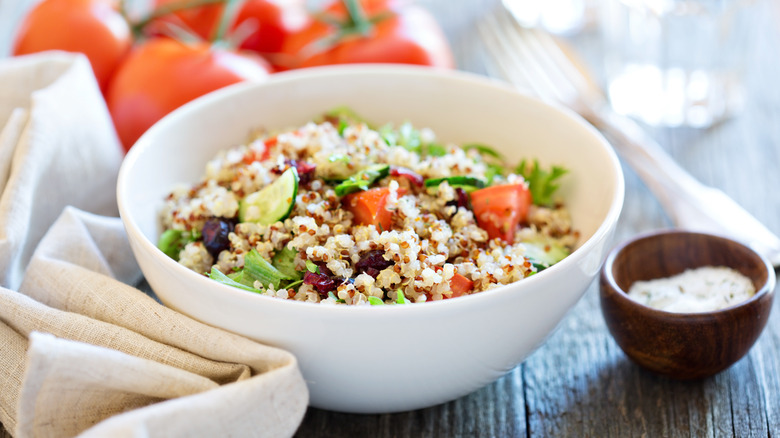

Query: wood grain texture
[2,0,780,437]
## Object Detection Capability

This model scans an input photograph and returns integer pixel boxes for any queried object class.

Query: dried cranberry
[304,271,337,295]
[390,166,424,187]
[316,262,333,276]
[364,267,381,278]
[355,250,394,278]
[446,188,472,212]
[285,159,316,185]
[201,218,234,258]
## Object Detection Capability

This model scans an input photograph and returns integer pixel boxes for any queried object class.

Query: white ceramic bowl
[117,65,624,414]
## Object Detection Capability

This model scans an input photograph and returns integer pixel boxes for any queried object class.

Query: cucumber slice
[424,176,486,193]
[239,167,299,224]
[522,239,570,271]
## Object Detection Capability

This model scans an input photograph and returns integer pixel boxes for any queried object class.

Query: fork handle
[585,106,780,267]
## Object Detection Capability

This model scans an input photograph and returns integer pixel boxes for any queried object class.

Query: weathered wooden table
[2,0,780,436]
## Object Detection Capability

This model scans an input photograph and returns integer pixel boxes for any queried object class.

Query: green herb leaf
[337,119,349,136]
[379,124,397,146]
[244,249,292,290]
[485,163,505,185]
[426,143,448,157]
[397,122,421,153]
[424,176,486,193]
[328,291,346,303]
[328,154,350,163]
[368,296,385,305]
[396,289,410,304]
[227,269,256,287]
[334,164,390,196]
[463,143,504,160]
[322,106,373,128]
[305,259,319,273]
[379,122,421,153]
[157,229,198,260]
[515,159,568,207]
[209,267,262,293]
[282,279,304,290]
[272,247,302,280]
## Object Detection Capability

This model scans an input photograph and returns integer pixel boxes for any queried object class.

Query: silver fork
[477,4,780,267]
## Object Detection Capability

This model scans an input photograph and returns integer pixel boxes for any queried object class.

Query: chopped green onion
[305,259,319,273]
[368,296,385,305]
[396,289,410,304]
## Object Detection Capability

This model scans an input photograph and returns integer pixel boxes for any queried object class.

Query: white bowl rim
[117,64,625,316]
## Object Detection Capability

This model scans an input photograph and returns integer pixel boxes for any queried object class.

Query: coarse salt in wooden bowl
[599,229,776,380]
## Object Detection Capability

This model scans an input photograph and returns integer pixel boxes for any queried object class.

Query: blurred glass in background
[503,0,599,35]
[601,0,764,128]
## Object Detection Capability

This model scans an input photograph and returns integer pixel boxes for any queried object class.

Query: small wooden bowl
[600,230,776,379]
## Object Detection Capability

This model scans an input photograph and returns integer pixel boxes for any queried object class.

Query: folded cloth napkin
[0,52,308,437]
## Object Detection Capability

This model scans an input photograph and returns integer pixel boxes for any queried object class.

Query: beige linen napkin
[0,52,308,437]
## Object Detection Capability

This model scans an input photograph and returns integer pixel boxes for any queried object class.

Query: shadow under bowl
[599,229,776,380]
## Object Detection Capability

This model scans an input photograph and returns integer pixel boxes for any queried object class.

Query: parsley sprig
[515,159,568,207]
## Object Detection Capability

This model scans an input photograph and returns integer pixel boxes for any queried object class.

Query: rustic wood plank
[295,366,527,437]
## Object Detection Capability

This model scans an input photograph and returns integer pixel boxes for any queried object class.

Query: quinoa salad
[158,108,578,305]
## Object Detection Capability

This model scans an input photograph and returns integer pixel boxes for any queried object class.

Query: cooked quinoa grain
[159,111,577,305]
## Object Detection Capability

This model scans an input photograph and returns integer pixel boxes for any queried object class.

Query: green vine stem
[212,0,245,43]
[341,0,373,36]
[130,0,229,36]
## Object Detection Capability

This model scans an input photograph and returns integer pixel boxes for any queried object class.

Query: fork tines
[477,6,595,112]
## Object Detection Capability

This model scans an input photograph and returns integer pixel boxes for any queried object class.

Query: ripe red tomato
[448,273,473,298]
[342,187,407,231]
[12,0,133,91]
[106,38,272,152]
[148,0,309,68]
[470,183,533,243]
[235,0,310,60]
[281,0,454,69]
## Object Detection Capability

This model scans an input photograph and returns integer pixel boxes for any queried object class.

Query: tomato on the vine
[12,0,133,91]
[106,38,272,152]
[281,0,454,69]
[148,0,310,68]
